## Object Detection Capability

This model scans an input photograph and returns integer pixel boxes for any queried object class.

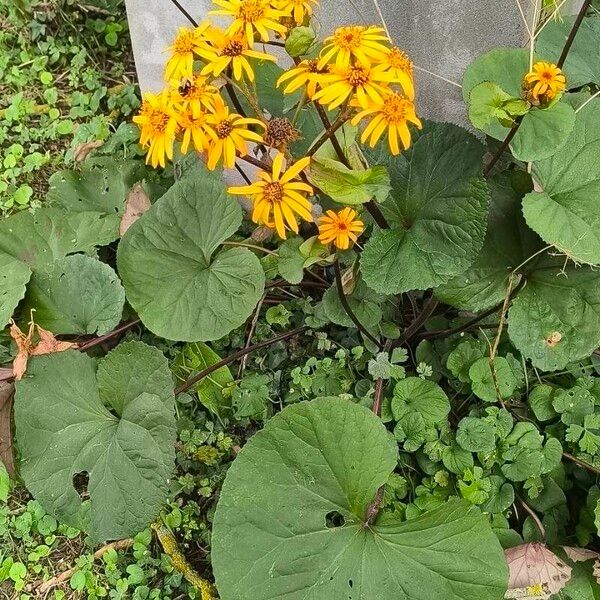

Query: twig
[392,296,439,349]
[168,0,198,26]
[557,0,593,68]
[308,105,349,159]
[518,497,545,540]
[36,539,134,594]
[563,451,600,475]
[238,294,266,378]
[225,81,248,118]
[78,319,142,352]
[483,119,522,177]
[334,260,381,349]
[175,326,308,395]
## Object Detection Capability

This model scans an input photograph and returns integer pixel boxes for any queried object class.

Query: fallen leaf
[505,543,572,599]
[119,183,151,236]
[31,325,77,356]
[562,547,600,563]
[10,319,35,380]
[9,318,76,380]
[73,140,103,162]
[0,383,15,477]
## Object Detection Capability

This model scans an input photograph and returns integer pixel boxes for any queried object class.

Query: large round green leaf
[24,254,125,335]
[508,266,600,371]
[212,397,508,600]
[117,169,265,341]
[436,171,542,311]
[536,15,600,89]
[522,99,600,265]
[463,48,575,161]
[360,122,489,294]
[14,341,175,542]
[0,251,31,327]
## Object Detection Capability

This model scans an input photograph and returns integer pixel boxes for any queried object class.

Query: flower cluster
[133,0,420,247]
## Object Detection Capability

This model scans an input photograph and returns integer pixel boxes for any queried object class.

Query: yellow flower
[379,46,415,100]
[133,91,179,168]
[351,91,422,154]
[228,152,313,239]
[525,583,546,597]
[177,109,213,154]
[275,0,318,25]
[313,62,398,110]
[164,24,210,81]
[170,74,220,117]
[318,25,389,69]
[204,98,265,170]
[277,58,324,98]
[523,61,567,103]
[197,27,276,81]
[318,207,364,250]
[210,0,287,46]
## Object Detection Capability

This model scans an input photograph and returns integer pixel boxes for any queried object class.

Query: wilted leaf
[562,547,600,564]
[14,342,175,542]
[73,140,103,163]
[212,397,508,600]
[0,383,15,477]
[505,543,572,598]
[120,183,151,236]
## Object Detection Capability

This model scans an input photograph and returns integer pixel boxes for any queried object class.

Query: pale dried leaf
[119,183,151,236]
[251,226,273,243]
[0,382,15,477]
[73,140,103,163]
[10,320,35,380]
[594,559,600,584]
[31,326,77,356]
[562,546,600,563]
[505,543,572,598]
[341,267,357,295]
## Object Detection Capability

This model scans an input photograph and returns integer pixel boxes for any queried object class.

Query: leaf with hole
[211,397,508,600]
[117,166,265,341]
[360,122,489,294]
[14,341,175,542]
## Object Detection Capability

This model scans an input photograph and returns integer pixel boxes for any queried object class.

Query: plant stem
[563,451,600,475]
[334,260,382,349]
[168,0,198,26]
[483,119,522,176]
[392,296,439,349]
[225,81,248,118]
[174,326,308,395]
[78,319,142,351]
[557,0,593,68]
[518,497,546,540]
[239,153,271,171]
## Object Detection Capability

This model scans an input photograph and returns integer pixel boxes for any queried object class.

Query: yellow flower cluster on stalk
[133,0,420,248]
[523,61,566,105]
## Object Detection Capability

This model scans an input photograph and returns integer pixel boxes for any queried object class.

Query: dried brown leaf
[0,382,15,477]
[562,546,600,563]
[119,183,151,236]
[505,543,572,599]
[73,140,103,163]
[31,325,77,356]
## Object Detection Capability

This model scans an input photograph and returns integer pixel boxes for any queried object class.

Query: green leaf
[468,82,517,129]
[553,385,595,425]
[0,251,31,327]
[46,160,144,215]
[481,476,515,515]
[507,266,600,371]
[23,255,125,335]
[435,171,541,311]
[14,342,175,542]
[469,357,520,402]
[442,443,474,475]
[172,342,233,417]
[307,158,391,205]
[536,15,600,89]
[528,384,559,422]
[117,168,265,342]
[392,377,450,427]
[232,373,270,420]
[457,417,496,453]
[277,238,305,284]
[322,279,383,330]
[212,398,508,600]
[446,339,487,383]
[463,48,575,161]
[361,122,488,294]
[0,208,119,271]
[522,100,600,265]
[285,26,317,57]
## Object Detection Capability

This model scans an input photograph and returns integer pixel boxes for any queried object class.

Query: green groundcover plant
[2,0,600,598]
